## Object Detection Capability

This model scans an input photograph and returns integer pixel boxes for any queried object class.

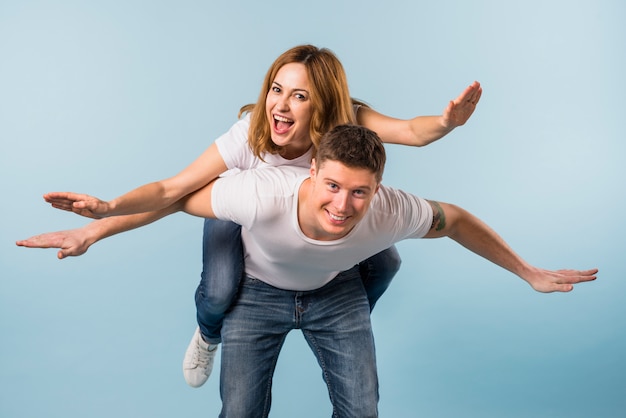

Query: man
[17,124,597,417]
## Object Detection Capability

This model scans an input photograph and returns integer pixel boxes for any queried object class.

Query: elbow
[176,194,191,213]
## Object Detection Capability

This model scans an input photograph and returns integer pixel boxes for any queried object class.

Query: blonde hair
[239,45,363,159]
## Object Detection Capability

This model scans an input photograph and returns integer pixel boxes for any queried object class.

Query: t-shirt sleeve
[210,167,304,230]
[214,114,255,171]
[210,169,258,229]
[371,186,434,240]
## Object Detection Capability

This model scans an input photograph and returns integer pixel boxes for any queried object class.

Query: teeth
[329,213,347,221]
[274,115,293,123]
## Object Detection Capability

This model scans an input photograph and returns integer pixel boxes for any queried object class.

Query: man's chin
[320,223,353,240]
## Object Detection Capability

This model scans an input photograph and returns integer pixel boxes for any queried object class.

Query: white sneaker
[183,327,218,388]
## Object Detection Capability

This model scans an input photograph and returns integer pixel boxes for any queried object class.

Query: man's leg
[219,276,294,418]
[359,245,402,311]
[301,267,379,418]
[183,218,243,387]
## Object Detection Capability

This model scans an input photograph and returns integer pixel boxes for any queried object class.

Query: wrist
[83,220,110,244]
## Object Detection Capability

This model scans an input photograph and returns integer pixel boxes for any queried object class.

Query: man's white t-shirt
[211,165,433,291]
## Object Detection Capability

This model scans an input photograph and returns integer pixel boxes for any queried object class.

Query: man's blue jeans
[196,218,402,344]
[218,267,379,418]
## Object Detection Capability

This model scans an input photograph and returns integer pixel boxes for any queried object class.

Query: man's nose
[334,192,349,212]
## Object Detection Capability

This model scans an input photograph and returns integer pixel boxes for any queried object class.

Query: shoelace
[192,341,213,369]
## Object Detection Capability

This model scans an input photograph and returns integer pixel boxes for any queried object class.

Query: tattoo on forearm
[429,200,446,231]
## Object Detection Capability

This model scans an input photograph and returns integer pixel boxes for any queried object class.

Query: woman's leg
[195,218,244,343]
[183,218,243,388]
[358,245,402,311]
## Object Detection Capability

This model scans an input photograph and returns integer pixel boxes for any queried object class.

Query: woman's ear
[310,158,317,179]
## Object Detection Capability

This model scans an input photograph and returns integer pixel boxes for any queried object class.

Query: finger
[552,283,574,293]
[455,87,480,107]
[454,84,475,104]
[44,192,73,203]
[46,197,81,207]
[44,191,80,199]
[16,235,62,249]
[555,268,598,283]
[470,86,482,105]
[44,192,87,205]
[565,274,597,285]
[557,268,599,276]
[58,248,77,259]
[44,196,70,204]
[72,200,90,209]
[49,202,75,212]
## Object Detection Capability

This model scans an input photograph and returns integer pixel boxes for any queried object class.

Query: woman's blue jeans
[219,267,379,417]
[196,218,402,344]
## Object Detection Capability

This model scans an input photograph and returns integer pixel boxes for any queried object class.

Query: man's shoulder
[250,165,308,180]
[371,184,428,216]
[222,165,308,195]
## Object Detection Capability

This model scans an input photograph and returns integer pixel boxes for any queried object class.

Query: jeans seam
[261,332,289,417]
[302,329,340,418]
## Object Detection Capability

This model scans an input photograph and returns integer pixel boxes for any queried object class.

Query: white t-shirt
[213,105,361,174]
[211,165,433,291]
[214,113,313,175]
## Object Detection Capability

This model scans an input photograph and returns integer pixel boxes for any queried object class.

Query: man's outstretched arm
[423,200,598,293]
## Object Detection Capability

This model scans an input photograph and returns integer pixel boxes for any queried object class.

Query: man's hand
[16,228,92,259]
[44,192,111,219]
[524,267,598,293]
[442,80,482,129]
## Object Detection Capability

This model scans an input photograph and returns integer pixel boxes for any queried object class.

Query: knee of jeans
[195,283,236,313]
[386,250,402,273]
[378,247,402,275]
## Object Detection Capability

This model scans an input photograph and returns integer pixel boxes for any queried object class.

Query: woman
[39,44,482,388]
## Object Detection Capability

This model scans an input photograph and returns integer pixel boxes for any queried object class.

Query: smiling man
[18,124,597,417]
[175,123,597,417]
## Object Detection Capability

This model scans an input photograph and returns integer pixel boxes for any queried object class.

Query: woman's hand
[44,191,111,219]
[441,80,483,129]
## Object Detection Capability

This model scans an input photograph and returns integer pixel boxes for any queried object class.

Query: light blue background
[1,1,624,417]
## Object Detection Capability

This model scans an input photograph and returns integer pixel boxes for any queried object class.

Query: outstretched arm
[17,178,220,259]
[357,81,482,147]
[423,200,598,293]
[43,142,228,220]
[16,206,180,259]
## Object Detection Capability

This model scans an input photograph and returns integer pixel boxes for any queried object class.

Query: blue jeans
[196,218,402,343]
[219,267,379,418]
